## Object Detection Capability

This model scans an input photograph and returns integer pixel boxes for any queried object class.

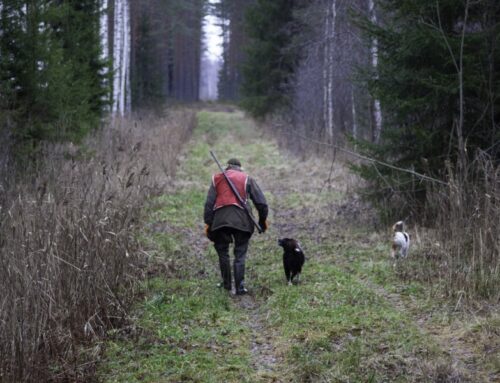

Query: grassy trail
[98,110,496,382]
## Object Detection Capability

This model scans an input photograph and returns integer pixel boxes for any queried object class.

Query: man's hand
[204,224,211,238]
[259,219,268,233]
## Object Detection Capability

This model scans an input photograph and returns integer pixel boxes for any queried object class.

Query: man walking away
[204,158,268,295]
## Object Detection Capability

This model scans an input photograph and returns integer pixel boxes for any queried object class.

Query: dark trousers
[212,227,251,291]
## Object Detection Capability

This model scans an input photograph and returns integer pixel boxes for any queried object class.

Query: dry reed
[0,109,195,381]
[404,151,500,301]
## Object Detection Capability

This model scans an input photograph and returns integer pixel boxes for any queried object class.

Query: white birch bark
[112,0,123,115]
[457,0,469,171]
[124,0,131,112]
[99,0,108,63]
[351,86,357,140]
[369,0,382,143]
[323,0,336,141]
[112,0,131,116]
[99,0,109,109]
[326,0,336,140]
[21,4,27,32]
[322,5,330,132]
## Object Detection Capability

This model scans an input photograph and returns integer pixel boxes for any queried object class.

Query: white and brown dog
[391,221,410,260]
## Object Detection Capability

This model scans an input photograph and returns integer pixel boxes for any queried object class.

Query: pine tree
[130,1,165,107]
[216,0,254,101]
[130,0,204,107]
[241,0,298,117]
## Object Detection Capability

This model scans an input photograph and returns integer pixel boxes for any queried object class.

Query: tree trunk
[112,0,130,116]
[99,0,109,109]
[323,0,336,141]
[457,0,469,174]
[326,0,336,141]
[100,0,109,64]
[124,0,131,111]
[351,85,357,140]
[368,0,382,143]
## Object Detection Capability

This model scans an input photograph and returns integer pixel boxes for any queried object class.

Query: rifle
[210,150,263,233]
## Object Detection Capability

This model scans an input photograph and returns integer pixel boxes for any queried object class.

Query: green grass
[245,234,440,382]
[151,190,206,228]
[100,279,253,383]
[281,190,343,209]
[99,110,272,383]
[99,110,460,382]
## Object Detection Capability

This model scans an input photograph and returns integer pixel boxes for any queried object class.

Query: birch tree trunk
[100,0,108,63]
[124,0,131,112]
[99,0,109,108]
[323,0,336,141]
[457,0,469,173]
[368,0,382,143]
[327,0,336,141]
[112,0,130,116]
[351,85,357,140]
[322,6,329,134]
[112,0,122,114]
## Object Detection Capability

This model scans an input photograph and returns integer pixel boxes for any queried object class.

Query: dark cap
[227,158,241,167]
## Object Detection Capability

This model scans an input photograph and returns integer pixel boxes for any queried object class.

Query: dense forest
[0,0,204,157]
[0,0,499,381]
[2,0,498,160]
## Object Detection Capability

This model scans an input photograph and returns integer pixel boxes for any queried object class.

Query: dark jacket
[204,166,268,233]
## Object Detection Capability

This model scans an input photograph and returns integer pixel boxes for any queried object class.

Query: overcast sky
[203,3,223,61]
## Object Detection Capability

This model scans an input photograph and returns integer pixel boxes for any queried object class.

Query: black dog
[278,238,305,285]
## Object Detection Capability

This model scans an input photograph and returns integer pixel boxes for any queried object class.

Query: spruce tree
[356,0,500,220]
[0,0,108,154]
[54,0,107,140]
[241,0,298,117]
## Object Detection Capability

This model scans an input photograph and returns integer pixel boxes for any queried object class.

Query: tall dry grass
[406,152,500,301]
[0,109,195,381]
[428,152,500,300]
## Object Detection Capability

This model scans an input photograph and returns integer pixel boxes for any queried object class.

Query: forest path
[98,109,497,382]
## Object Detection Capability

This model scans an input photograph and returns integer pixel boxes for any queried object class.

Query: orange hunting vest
[213,169,248,210]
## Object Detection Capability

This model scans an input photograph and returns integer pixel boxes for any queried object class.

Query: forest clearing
[96,110,499,382]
